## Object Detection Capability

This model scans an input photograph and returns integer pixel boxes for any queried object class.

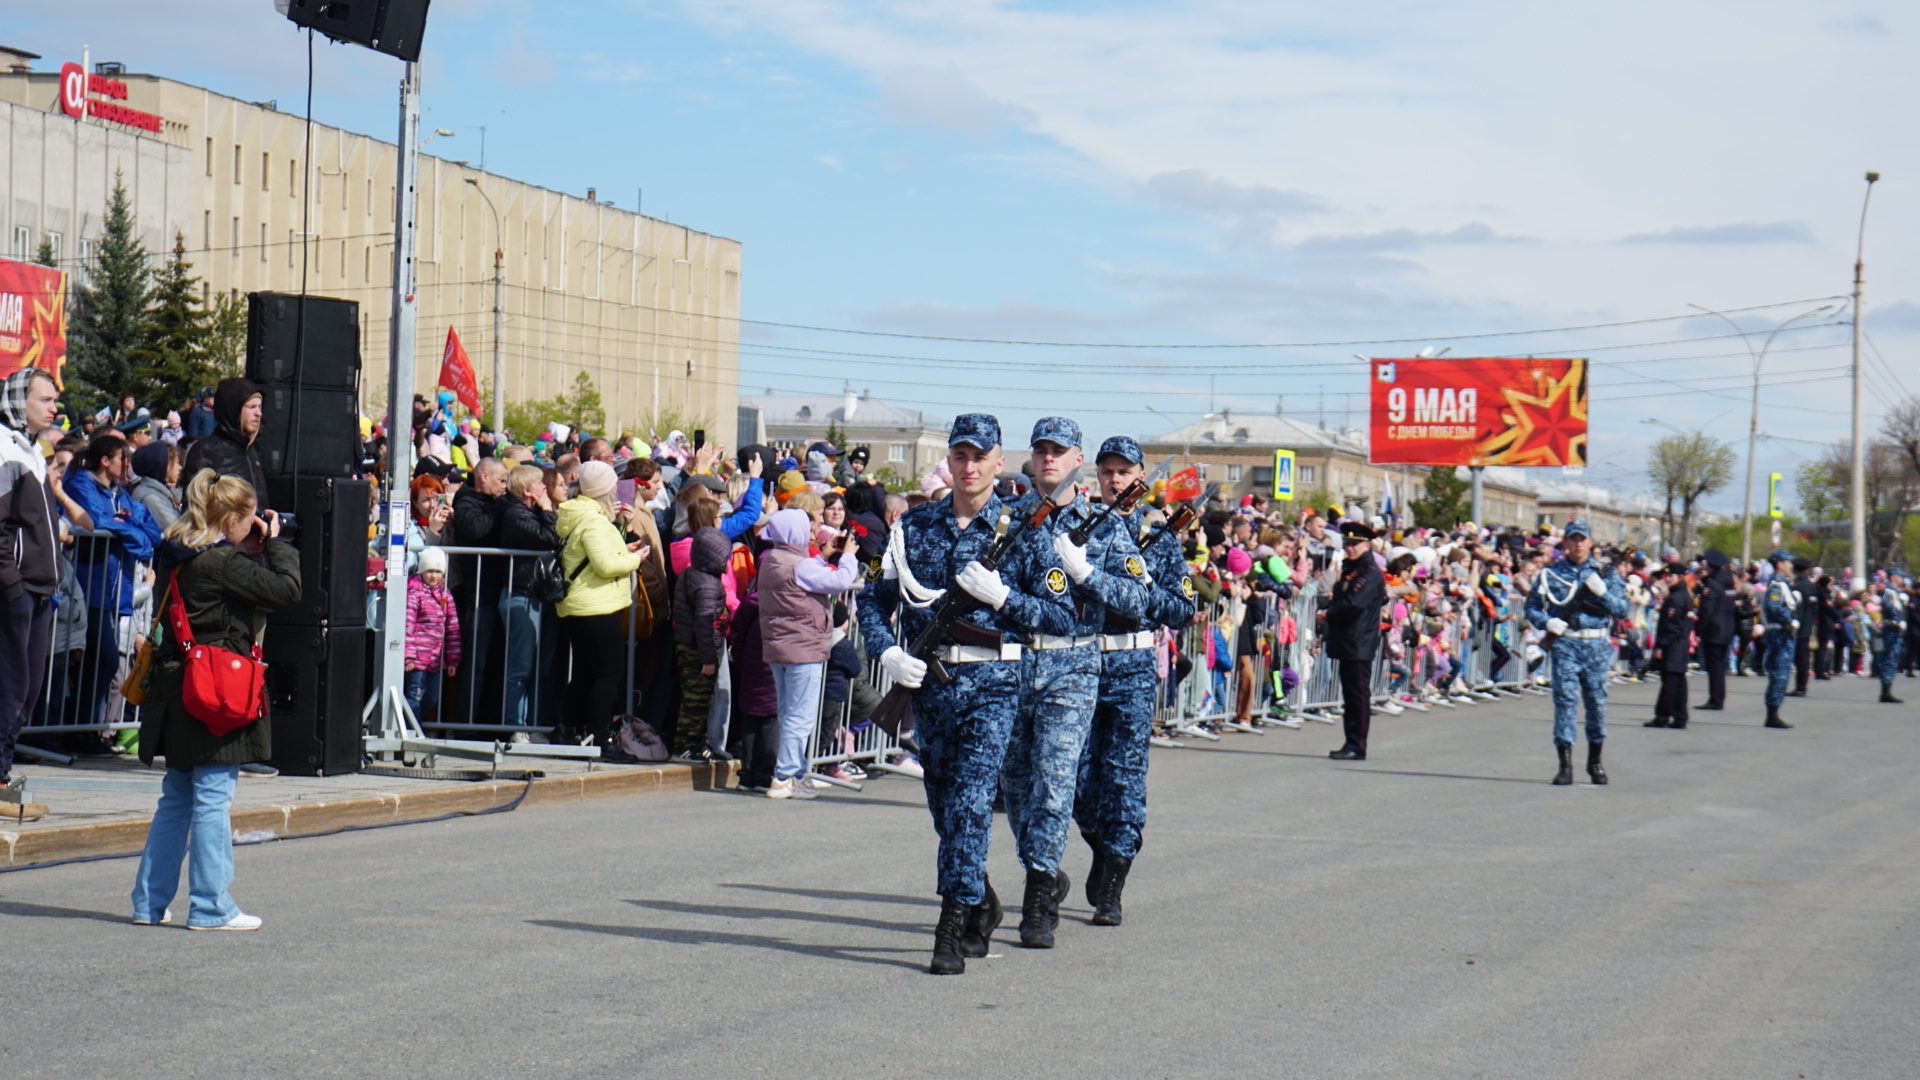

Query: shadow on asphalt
[526,919,927,971]
[1342,767,1548,785]
[626,898,926,934]
[719,883,940,908]
[0,900,133,924]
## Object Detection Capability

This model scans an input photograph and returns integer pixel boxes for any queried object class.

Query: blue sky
[13,1,1918,512]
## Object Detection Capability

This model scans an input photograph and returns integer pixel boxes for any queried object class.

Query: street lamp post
[464,177,505,437]
[1688,302,1836,565]
[1849,171,1880,590]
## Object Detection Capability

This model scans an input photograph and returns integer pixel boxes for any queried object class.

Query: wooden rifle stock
[1069,479,1148,547]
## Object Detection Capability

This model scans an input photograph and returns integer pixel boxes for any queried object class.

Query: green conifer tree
[1409,464,1472,529]
[33,235,57,268]
[68,172,151,409]
[133,234,213,412]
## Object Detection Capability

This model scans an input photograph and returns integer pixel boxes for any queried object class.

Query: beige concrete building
[0,49,740,436]
[741,388,949,484]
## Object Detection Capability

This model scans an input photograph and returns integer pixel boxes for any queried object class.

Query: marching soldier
[1003,418,1147,949]
[1522,520,1628,785]
[1760,550,1797,729]
[1073,437,1193,928]
[857,414,1074,975]
[1876,570,1908,704]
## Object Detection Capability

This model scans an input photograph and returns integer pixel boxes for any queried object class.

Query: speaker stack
[247,292,369,776]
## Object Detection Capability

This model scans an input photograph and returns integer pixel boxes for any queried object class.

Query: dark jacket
[726,587,777,717]
[181,378,269,503]
[1792,572,1816,639]
[449,484,507,599]
[186,402,218,440]
[673,526,730,664]
[823,635,861,704]
[1695,566,1735,644]
[139,537,302,769]
[497,497,560,598]
[1323,554,1386,661]
[1654,584,1695,672]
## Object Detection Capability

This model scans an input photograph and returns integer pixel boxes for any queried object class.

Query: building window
[231,217,241,253]
[1301,465,1317,484]
[1227,464,1243,483]
[1197,463,1210,481]
[11,226,28,261]
[203,211,212,250]
[889,444,906,462]
[365,177,372,215]
[76,238,92,284]
[206,137,214,177]
[288,230,296,268]
[261,152,270,191]
[233,144,242,184]
[798,405,812,419]
[42,232,60,267]
[1252,465,1273,485]
[259,223,267,261]
[289,159,297,197]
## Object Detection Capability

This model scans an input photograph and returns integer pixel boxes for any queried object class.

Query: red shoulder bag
[167,567,267,736]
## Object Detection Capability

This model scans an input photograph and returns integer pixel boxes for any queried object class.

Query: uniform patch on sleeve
[864,556,883,582]
[1180,576,1197,599]
[1044,567,1069,597]
[1124,555,1147,579]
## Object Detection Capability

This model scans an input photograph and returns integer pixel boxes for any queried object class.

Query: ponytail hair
[163,469,258,549]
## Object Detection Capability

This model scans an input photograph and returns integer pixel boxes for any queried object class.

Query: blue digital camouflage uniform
[1523,535,1629,748]
[1074,497,1195,862]
[1002,417,1147,879]
[857,416,1074,906]
[1760,561,1797,708]
[1876,577,1908,689]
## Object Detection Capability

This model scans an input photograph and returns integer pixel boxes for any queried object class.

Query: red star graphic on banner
[1474,360,1588,466]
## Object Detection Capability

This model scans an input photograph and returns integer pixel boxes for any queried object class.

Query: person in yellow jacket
[556,460,650,759]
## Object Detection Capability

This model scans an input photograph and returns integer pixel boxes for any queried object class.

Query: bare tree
[1820,432,1919,570]
[1647,432,1736,551]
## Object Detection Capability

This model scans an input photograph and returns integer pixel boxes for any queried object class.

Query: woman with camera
[130,469,301,931]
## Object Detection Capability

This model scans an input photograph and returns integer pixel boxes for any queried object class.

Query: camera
[276,512,302,545]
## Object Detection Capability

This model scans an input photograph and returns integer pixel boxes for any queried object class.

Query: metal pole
[378,62,423,742]
[1849,171,1879,591]
[1470,466,1484,525]
[492,237,504,436]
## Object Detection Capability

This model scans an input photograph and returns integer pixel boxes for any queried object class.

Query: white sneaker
[190,912,262,931]
[132,908,173,926]
[796,777,830,796]
[766,778,817,800]
[509,731,531,745]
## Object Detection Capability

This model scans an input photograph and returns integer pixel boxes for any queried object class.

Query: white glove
[1053,533,1094,584]
[881,646,927,689]
[1545,617,1569,636]
[955,560,1010,610]
[1585,573,1608,596]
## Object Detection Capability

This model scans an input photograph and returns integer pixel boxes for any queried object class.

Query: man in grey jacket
[0,368,64,793]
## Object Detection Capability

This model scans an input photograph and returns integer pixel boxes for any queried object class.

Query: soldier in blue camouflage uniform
[1875,569,1907,705]
[1759,550,1798,728]
[1001,416,1146,949]
[1522,519,1628,785]
[858,413,1075,975]
[1073,436,1194,928]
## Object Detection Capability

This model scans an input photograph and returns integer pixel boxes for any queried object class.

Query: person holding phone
[756,510,862,798]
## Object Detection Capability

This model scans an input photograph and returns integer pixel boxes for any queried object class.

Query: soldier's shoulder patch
[864,556,883,582]
[1124,554,1147,579]
[1181,576,1197,599]
[1044,567,1069,597]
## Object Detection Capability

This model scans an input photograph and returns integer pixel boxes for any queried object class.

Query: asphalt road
[5,672,1918,1080]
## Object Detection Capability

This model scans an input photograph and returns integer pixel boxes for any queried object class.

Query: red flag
[1165,465,1201,502]
[437,328,482,416]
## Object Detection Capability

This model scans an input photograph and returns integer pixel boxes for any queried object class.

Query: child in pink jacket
[405,547,462,721]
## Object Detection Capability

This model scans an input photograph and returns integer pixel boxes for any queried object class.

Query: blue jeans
[404,669,442,721]
[500,595,552,727]
[131,764,241,927]
[770,661,824,781]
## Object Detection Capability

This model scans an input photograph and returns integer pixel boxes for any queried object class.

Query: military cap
[117,416,151,435]
[1767,549,1794,565]
[1029,416,1082,449]
[1563,518,1592,539]
[1340,521,1377,542]
[1703,548,1730,568]
[948,413,1001,451]
[1096,435,1143,465]
[1792,556,1812,572]
[1663,561,1688,576]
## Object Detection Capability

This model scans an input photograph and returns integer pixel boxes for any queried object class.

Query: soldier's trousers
[1764,630,1793,707]
[1073,648,1157,862]
[913,659,1019,905]
[1699,639,1729,707]
[1003,643,1099,877]
[1876,633,1905,688]
[1794,636,1812,692]
[1549,637,1611,748]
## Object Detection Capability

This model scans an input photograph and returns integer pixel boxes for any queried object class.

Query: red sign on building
[59,62,163,133]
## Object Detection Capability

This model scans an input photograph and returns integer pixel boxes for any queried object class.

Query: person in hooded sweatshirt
[757,508,861,798]
[181,378,268,505]
[129,442,183,531]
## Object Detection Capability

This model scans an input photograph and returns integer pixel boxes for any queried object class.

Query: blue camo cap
[1563,518,1592,539]
[1768,549,1794,564]
[1096,435,1143,465]
[948,412,1002,450]
[1030,416,1082,449]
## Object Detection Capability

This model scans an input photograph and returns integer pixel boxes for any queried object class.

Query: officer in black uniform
[1694,549,1735,710]
[1789,557,1816,696]
[1646,561,1695,729]
[1325,522,1386,761]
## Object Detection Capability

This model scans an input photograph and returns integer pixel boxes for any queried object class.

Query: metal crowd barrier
[21,529,154,762]
[407,546,569,740]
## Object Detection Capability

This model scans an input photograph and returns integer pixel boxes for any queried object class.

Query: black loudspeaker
[279,0,432,63]
[264,623,367,776]
[246,293,360,391]
[255,385,359,477]
[266,476,370,626]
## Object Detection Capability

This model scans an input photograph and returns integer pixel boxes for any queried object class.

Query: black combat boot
[1644,717,1669,728]
[960,877,1001,959]
[1765,706,1793,729]
[1552,745,1574,786]
[1018,868,1060,949]
[1880,686,1903,704]
[1091,855,1132,926]
[1083,831,1107,907]
[1586,742,1608,785]
[930,895,969,975]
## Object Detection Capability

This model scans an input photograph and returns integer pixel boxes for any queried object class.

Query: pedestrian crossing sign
[1273,449,1296,501]
[1768,472,1783,518]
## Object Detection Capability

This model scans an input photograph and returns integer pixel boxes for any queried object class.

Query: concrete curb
[0,761,736,869]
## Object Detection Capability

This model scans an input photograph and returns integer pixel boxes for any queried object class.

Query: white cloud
[1622,222,1816,245]
[880,67,1029,137]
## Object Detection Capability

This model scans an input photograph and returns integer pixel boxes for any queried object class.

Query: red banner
[437,328,482,416]
[1165,465,1201,501]
[1368,357,1587,467]
[0,257,68,389]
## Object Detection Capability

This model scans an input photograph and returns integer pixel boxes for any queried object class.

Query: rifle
[868,473,1079,735]
[1069,455,1173,547]
[1140,481,1223,551]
